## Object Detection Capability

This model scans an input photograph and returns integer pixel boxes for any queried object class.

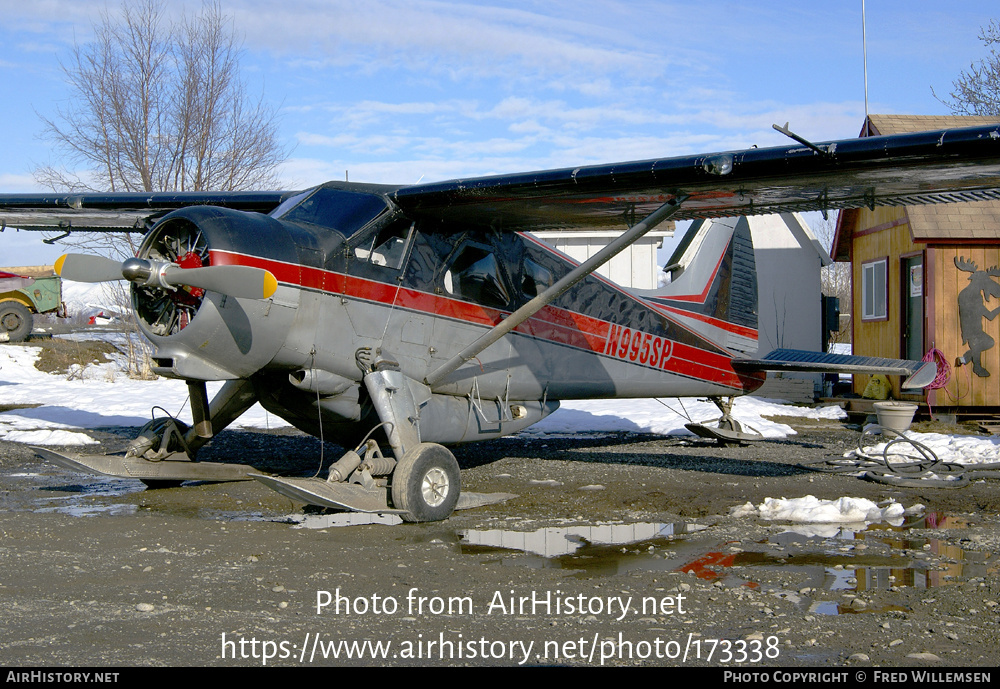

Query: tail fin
[649,217,758,354]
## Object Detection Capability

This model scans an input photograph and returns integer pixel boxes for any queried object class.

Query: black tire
[390,443,460,522]
[0,301,33,343]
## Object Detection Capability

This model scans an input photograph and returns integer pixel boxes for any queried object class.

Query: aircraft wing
[390,123,1000,229]
[0,190,295,232]
[2,124,1000,232]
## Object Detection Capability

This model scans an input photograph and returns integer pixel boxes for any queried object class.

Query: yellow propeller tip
[263,271,277,299]
[54,254,67,276]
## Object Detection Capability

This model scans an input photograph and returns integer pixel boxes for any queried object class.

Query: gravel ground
[0,419,997,667]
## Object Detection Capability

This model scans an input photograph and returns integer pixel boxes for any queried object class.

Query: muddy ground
[0,418,997,667]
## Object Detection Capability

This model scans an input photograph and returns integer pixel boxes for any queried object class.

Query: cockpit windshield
[271,186,390,238]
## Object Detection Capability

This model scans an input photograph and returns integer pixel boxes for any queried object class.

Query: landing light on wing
[702,154,734,176]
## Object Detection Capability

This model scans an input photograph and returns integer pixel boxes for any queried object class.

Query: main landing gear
[255,352,461,522]
[33,357,463,522]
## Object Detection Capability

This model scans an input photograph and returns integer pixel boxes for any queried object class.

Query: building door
[902,255,924,360]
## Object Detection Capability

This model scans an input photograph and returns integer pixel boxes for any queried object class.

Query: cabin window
[444,244,511,309]
[521,258,554,298]
[354,220,415,269]
[861,258,887,321]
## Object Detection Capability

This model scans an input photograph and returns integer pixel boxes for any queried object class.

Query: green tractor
[0,267,65,343]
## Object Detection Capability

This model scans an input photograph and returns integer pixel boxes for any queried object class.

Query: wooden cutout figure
[955,256,1000,377]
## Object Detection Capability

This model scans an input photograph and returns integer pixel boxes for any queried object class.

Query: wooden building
[832,114,1000,409]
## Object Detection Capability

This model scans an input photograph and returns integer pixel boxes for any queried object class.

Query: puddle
[456,514,995,613]
[459,521,710,576]
[35,502,138,517]
[4,465,410,526]
[6,464,994,613]
[2,469,146,517]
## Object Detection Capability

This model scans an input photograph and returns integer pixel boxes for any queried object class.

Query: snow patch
[731,495,921,524]
[524,396,846,438]
[850,431,1000,466]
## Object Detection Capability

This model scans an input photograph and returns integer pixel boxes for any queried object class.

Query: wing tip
[901,361,938,390]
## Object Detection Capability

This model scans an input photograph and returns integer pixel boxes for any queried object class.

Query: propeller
[54,254,124,283]
[55,253,277,300]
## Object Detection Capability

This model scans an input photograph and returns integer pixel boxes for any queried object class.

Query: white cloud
[0,173,45,192]
[235,0,666,78]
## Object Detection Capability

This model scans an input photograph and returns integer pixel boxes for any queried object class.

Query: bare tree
[934,19,1000,116]
[35,0,285,378]
[35,0,285,193]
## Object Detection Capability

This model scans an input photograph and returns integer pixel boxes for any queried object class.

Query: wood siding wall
[850,207,918,398]
[930,245,1000,407]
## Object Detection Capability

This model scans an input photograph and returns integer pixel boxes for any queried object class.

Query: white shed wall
[530,230,671,289]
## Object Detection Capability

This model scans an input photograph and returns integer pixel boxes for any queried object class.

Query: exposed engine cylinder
[133,217,210,336]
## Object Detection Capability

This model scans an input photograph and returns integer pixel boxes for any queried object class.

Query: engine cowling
[134,206,301,381]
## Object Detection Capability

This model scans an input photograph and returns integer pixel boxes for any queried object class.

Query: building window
[861,258,887,321]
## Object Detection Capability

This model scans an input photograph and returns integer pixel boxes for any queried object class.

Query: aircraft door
[431,237,516,389]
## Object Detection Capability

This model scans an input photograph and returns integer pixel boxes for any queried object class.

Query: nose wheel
[391,443,461,522]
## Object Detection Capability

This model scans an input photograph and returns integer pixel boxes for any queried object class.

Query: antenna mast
[862,0,870,136]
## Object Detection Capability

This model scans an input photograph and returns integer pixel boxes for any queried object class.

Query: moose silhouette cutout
[955,256,1000,377]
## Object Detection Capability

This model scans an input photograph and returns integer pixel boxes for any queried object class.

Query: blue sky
[2,0,998,265]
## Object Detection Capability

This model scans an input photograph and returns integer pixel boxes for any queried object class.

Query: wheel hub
[1,313,22,330]
[421,467,450,506]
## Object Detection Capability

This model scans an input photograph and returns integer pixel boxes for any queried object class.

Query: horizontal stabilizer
[733,348,937,390]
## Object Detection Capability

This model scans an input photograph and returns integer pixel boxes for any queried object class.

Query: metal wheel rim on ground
[422,467,450,507]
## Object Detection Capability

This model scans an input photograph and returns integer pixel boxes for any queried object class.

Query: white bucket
[873,401,918,434]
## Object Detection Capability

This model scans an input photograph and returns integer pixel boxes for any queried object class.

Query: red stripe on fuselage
[210,249,751,390]
[649,303,759,341]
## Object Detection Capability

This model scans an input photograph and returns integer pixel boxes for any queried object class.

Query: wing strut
[424,195,688,387]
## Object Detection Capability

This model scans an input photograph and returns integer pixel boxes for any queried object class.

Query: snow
[2,281,998,470]
[0,336,853,446]
[851,430,1000,466]
[524,396,847,438]
[60,281,128,320]
[0,343,285,444]
[730,495,923,524]
[2,333,998,472]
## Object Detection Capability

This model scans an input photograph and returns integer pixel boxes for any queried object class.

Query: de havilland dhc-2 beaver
[3,123,1000,521]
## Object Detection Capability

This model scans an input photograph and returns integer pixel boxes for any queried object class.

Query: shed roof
[833,114,1000,260]
[866,113,1000,136]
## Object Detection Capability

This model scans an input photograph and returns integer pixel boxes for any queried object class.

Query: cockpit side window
[353,219,415,270]
[443,244,511,309]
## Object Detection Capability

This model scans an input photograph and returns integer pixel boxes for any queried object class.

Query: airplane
[3,122,1000,522]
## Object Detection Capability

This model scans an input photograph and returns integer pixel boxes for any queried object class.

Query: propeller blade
[54,253,277,299]
[162,264,278,300]
[54,254,125,282]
